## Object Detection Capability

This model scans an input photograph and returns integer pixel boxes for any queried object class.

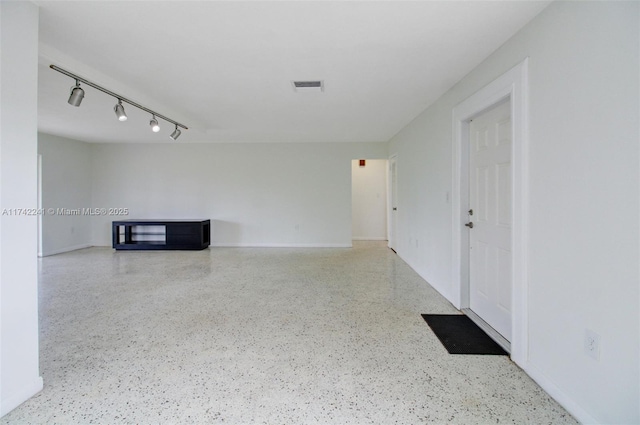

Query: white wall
[351,159,387,240]
[0,1,44,417]
[38,133,93,256]
[388,2,639,424]
[90,142,387,247]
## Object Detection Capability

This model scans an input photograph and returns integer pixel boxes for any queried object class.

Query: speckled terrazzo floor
[2,241,576,424]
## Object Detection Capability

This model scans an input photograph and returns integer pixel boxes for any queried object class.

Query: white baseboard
[524,363,597,424]
[41,243,92,257]
[87,243,354,249]
[1,376,43,417]
[352,237,388,241]
[209,243,352,248]
[393,247,590,423]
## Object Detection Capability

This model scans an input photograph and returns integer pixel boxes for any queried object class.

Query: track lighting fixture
[68,79,85,107]
[114,99,127,121]
[150,115,160,132]
[169,125,182,141]
[50,64,188,139]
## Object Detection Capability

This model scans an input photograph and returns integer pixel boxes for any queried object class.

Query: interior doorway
[351,159,388,241]
[388,155,398,252]
[452,59,529,365]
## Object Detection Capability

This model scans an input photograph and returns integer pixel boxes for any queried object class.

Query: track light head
[114,100,127,121]
[150,115,160,132]
[68,80,84,107]
[169,125,182,141]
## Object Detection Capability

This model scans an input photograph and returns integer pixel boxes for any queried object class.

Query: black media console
[112,220,210,250]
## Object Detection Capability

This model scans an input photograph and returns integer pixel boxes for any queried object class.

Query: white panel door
[469,100,512,341]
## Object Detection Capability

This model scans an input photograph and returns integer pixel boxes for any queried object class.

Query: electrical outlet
[584,329,600,360]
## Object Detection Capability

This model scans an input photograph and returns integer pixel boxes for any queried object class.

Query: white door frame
[451,58,529,366]
[37,154,43,257]
[387,154,398,251]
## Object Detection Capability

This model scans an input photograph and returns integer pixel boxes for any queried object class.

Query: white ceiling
[36,1,550,144]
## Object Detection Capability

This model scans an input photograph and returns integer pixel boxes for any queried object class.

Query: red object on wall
[359,159,366,167]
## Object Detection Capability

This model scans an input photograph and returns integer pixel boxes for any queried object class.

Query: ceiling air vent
[292,80,324,92]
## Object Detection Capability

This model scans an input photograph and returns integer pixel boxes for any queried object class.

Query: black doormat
[421,314,508,355]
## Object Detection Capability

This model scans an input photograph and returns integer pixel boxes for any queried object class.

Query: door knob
[465,222,474,228]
